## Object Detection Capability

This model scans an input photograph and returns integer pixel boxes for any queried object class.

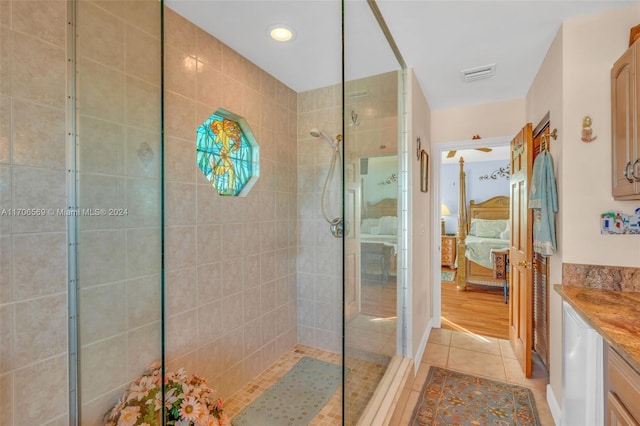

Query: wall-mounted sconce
[581,116,597,143]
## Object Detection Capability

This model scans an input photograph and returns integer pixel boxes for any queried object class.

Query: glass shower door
[75,1,163,423]
[343,1,406,424]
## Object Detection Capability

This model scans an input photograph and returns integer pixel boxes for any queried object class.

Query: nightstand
[441,235,456,269]
[491,249,509,304]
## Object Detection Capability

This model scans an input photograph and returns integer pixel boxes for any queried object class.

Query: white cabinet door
[562,301,604,426]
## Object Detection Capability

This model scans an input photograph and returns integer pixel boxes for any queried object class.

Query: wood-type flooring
[441,268,509,340]
[360,277,397,319]
[359,270,508,340]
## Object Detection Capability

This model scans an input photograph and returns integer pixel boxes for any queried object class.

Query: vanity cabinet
[606,347,640,426]
[611,41,640,200]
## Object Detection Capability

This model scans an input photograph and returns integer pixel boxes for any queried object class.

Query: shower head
[310,128,340,149]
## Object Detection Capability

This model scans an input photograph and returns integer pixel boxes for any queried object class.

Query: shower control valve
[330,218,343,238]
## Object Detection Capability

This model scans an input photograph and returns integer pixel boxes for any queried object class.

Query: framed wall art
[420,149,429,193]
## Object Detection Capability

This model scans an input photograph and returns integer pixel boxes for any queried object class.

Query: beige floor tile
[427,327,452,345]
[531,388,555,426]
[447,347,506,381]
[450,330,501,355]
[504,357,549,391]
[420,343,449,368]
[391,328,554,426]
[499,338,517,359]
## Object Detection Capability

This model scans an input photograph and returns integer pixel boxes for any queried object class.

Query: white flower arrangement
[104,362,228,426]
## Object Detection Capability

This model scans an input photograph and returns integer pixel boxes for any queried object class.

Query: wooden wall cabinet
[611,41,640,200]
[441,236,456,269]
[606,348,640,425]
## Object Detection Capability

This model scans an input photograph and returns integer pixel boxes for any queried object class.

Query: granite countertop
[554,284,640,374]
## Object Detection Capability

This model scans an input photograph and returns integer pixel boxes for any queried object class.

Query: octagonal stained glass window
[196,109,259,196]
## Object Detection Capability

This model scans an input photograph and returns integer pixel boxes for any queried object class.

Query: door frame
[431,136,511,327]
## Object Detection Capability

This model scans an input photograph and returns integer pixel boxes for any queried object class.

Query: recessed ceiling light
[268,24,295,42]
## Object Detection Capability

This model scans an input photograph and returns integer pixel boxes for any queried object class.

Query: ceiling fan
[446,147,493,158]
[446,134,492,158]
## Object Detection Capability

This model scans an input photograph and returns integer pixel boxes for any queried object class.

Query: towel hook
[540,128,558,152]
[541,128,558,141]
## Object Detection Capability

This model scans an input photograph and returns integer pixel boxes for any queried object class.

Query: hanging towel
[529,151,558,256]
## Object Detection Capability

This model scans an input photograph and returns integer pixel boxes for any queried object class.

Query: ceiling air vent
[347,90,369,101]
[461,63,496,82]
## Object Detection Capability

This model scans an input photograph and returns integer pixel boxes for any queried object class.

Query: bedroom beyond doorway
[440,274,509,340]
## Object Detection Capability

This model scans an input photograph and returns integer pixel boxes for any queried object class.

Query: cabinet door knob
[632,158,640,182]
[624,161,634,183]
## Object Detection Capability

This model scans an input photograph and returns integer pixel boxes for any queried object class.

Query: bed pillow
[500,228,510,240]
[469,218,509,238]
[378,216,398,235]
[360,218,379,234]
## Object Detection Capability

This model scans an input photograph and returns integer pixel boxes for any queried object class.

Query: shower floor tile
[224,344,390,425]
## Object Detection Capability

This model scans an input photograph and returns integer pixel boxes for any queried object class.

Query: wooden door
[509,123,534,377]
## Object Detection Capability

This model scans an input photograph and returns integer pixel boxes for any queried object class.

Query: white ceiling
[166,0,638,110]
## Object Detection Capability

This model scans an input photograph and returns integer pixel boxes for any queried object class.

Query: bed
[360,198,397,284]
[455,157,510,291]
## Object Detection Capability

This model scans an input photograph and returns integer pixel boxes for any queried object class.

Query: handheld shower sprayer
[309,128,343,237]
[310,128,340,150]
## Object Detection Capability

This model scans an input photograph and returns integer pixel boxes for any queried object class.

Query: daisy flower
[197,416,220,426]
[116,406,140,426]
[179,396,203,421]
[106,363,225,426]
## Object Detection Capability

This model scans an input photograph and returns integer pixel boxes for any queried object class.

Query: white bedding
[361,233,397,255]
[464,235,509,269]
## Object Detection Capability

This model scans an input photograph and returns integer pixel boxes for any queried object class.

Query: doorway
[432,137,511,339]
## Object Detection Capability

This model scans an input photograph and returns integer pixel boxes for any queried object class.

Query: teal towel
[529,151,558,256]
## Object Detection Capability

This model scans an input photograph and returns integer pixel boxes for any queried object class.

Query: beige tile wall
[297,85,343,353]
[163,8,298,400]
[0,0,70,424]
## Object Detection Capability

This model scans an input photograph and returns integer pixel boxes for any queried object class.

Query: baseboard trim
[413,318,434,374]
[546,383,561,425]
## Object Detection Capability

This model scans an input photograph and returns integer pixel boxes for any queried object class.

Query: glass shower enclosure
[343,2,405,424]
[0,0,406,424]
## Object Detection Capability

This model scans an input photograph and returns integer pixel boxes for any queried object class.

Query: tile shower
[0,1,402,425]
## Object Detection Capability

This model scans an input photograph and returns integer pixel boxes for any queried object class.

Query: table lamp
[441,203,451,235]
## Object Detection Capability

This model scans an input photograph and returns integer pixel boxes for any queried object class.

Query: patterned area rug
[441,270,456,282]
[231,356,342,426]
[410,367,541,425]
